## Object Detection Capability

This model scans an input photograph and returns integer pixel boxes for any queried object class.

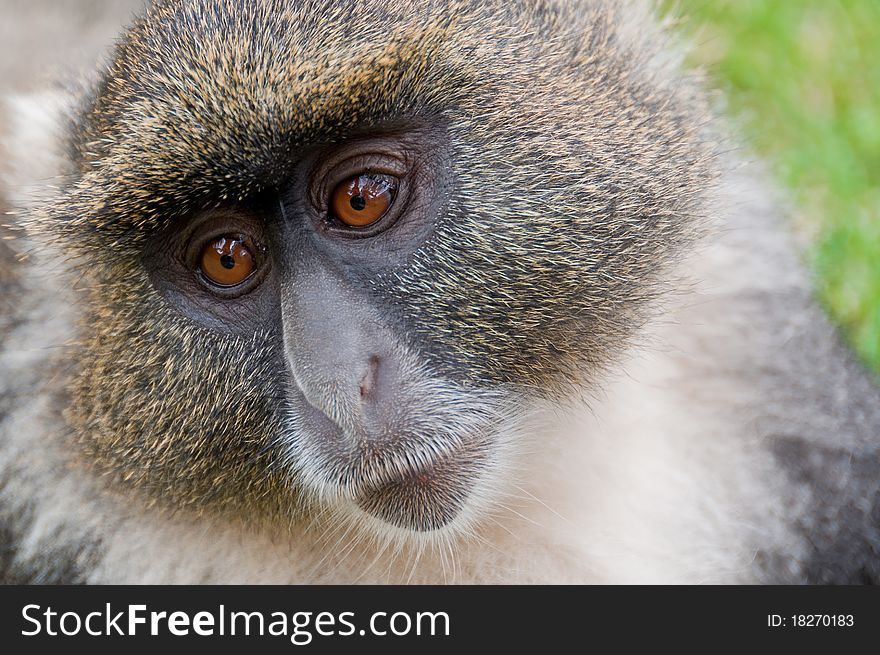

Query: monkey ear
[0,90,77,213]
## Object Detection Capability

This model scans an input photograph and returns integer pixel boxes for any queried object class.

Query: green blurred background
[663,0,880,370]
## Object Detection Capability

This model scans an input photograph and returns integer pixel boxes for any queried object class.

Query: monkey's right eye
[199,236,257,287]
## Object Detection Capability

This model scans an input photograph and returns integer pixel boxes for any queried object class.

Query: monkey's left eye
[199,236,257,287]
[330,173,398,228]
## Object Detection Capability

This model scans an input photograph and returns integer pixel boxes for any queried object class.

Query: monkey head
[39,0,714,539]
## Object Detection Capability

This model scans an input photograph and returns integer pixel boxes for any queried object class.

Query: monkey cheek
[354,452,484,532]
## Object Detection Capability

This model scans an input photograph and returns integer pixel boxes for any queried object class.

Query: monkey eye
[199,235,257,287]
[330,173,398,228]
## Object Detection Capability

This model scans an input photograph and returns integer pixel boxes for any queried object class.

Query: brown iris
[199,236,256,287]
[331,173,397,228]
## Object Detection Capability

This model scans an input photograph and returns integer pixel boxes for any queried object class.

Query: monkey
[1,0,879,584]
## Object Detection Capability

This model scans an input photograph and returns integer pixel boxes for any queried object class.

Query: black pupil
[220,253,236,269]
[350,195,367,211]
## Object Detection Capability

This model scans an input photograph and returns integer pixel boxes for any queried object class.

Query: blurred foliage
[663,0,880,370]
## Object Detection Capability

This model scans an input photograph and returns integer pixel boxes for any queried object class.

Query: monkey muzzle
[280,265,502,533]
[352,444,486,532]
[290,393,492,532]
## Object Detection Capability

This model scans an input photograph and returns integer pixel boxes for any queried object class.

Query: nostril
[359,355,381,400]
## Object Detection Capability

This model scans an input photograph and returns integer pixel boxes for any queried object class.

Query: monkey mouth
[292,398,492,532]
[283,376,513,534]
[351,445,488,532]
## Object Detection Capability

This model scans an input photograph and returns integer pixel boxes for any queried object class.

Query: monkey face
[136,126,519,534]
[47,0,713,537]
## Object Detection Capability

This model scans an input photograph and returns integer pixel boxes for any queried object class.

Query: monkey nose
[355,353,405,439]
[358,355,381,400]
[288,349,399,443]
[280,265,403,440]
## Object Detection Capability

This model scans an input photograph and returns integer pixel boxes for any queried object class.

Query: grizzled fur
[35,0,715,519]
[1,0,879,583]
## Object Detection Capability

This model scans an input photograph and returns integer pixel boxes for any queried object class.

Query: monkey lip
[294,393,491,532]
[352,449,483,532]
[316,428,488,532]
